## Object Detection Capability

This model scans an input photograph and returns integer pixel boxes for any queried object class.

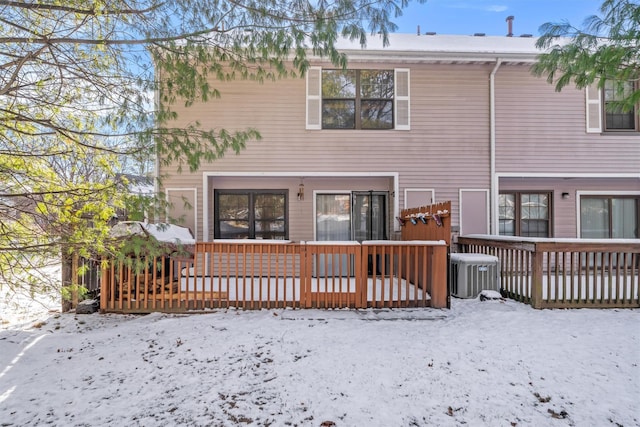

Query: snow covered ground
[0,286,638,426]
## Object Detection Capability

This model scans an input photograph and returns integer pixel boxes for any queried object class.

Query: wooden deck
[99,240,449,313]
[457,235,640,309]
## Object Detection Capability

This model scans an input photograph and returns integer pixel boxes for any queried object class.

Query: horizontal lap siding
[408,64,491,205]
[500,177,640,238]
[495,66,640,173]
[160,62,495,235]
[207,176,392,242]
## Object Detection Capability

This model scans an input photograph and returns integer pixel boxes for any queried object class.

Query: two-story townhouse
[158,33,640,245]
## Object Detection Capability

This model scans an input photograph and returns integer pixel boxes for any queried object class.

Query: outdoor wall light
[562,192,570,200]
[297,180,305,201]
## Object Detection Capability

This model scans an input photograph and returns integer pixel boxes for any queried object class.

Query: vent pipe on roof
[417,25,420,35]
[506,15,514,37]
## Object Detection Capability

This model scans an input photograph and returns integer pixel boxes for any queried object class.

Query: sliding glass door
[315,192,388,242]
[352,191,388,241]
[315,191,388,276]
[581,196,638,238]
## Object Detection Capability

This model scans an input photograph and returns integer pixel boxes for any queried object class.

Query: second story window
[322,70,394,129]
[306,67,409,131]
[604,80,637,131]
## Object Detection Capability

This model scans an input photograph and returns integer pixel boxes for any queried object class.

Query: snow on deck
[179,276,429,302]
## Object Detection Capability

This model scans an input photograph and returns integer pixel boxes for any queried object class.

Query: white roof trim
[309,33,546,63]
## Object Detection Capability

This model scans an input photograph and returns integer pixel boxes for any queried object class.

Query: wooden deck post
[100,260,108,312]
[530,246,544,309]
[356,243,365,309]
[429,245,448,309]
[299,242,308,308]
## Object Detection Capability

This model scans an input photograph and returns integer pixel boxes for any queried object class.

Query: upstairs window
[306,67,410,130]
[604,80,637,131]
[585,80,638,133]
[322,70,394,129]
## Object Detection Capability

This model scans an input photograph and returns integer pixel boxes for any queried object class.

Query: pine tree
[533,0,640,113]
[0,0,423,305]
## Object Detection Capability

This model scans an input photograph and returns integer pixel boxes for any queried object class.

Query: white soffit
[312,33,547,64]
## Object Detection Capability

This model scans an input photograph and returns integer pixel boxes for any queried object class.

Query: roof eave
[309,49,539,64]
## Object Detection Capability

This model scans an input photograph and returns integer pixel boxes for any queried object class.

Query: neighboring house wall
[495,65,639,173]
[500,177,639,238]
[494,64,639,238]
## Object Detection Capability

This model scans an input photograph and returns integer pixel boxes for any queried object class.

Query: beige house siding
[495,65,640,173]
[500,177,640,238]
[204,176,393,242]
[166,188,198,237]
[158,43,638,241]
[160,62,496,240]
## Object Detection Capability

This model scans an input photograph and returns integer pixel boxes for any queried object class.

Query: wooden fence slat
[100,240,449,313]
[458,236,640,309]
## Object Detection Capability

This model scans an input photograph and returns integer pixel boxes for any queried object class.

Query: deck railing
[457,235,640,309]
[99,240,448,313]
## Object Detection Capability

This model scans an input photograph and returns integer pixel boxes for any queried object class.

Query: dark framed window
[322,69,394,130]
[214,190,288,240]
[580,195,639,238]
[604,80,638,131]
[499,192,552,237]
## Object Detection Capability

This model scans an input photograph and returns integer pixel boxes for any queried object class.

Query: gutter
[489,58,502,235]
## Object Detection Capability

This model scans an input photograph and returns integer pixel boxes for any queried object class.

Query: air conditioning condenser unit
[449,253,500,298]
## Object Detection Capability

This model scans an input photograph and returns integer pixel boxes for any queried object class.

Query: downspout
[489,58,502,235]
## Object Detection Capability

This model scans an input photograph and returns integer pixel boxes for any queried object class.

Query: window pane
[316,194,351,241]
[255,194,285,220]
[322,70,356,98]
[581,198,609,238]
[604,80,633,101]
[521,194,548,219]
[360,70,394,99]
[605,111,635,129]
[612,198,638,238]
[254,194,286,239]
[499,194,515,236]
[521,219,548,237]
[361,100,393,129]
[255,221,286,239]
[218,194,249,219]
[219,220,249,239]
[322,100,355,129]
[520,193,549,237]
